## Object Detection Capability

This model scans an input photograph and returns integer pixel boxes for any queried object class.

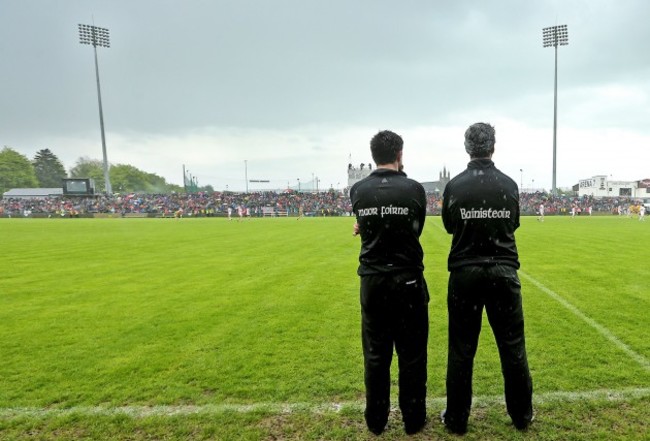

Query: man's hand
[352,222,360,236]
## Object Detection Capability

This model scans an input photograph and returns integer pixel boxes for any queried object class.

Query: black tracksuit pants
[360,271,429,431]
[445,264,533,432]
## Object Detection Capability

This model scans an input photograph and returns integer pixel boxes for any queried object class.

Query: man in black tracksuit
[350,130,429,436]
[441,123,533,434]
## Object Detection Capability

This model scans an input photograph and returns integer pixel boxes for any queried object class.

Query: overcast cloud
[1,0,649,191]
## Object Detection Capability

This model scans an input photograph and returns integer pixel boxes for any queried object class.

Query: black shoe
[513,414,535,431]
[365,408,388,436]
[440,409,467,435]
[366,419,386,436]
[367,424,385,436]
[404,417,426,435]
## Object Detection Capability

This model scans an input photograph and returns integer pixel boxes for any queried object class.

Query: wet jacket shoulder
[350,168,426,275]
[441,159,520,270]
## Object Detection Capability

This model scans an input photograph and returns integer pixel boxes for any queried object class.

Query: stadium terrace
[0,191,645,218]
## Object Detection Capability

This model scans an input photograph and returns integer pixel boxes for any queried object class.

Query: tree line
[0,146,194,195]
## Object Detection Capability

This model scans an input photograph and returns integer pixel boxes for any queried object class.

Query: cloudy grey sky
[2,0,649,191]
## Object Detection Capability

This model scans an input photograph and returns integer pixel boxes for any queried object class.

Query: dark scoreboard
[62,178,96,196]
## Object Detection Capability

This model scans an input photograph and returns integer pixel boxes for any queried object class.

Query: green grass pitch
[0,216,648,440]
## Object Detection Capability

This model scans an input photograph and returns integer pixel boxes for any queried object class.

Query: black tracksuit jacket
[442,158,520,270]
[350,168,427,276]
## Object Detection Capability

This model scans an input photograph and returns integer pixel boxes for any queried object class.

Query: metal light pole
[245,160,248,193]
[79,23,112,195]
[543,24,569,196]
[182,164,187,193]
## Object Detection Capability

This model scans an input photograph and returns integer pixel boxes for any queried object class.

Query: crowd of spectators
[519,193,642,215]
[0,190,642,218]
[0,191,354,218]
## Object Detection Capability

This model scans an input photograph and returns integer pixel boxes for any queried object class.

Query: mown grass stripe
[520,271,650,370]
[1,387,647,419]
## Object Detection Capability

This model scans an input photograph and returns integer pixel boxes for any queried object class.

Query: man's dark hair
[370,130,403,165]
[464,123,495,158]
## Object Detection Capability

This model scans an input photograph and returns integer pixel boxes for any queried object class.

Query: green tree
[69,157,190,194]
[111,164,175,193]
[143,171,174,193]
[0,146,39,195]
[166,183,184,193]
[69,157,105,192]
[32,148,67,188]
[110,164,150,193]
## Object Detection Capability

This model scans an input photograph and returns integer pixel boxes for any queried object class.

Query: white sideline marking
[0,388,648,419]
[520,271,650,370]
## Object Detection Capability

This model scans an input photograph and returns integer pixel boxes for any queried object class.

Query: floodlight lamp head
[542,24,569,48]
[78,23,111,48]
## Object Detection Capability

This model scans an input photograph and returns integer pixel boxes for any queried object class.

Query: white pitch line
[429,220,648,370]
[519,271,650,370]
[0,388,648,419]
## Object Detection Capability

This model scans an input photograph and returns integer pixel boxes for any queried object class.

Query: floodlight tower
[543,24,569,196]
[78,23,112,195]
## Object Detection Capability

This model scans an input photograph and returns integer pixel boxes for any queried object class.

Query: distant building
[577,175,650,198]
[347,163,451,195]
[421,167,451,194]
[347,162,373,188]
[2,188,63,199]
